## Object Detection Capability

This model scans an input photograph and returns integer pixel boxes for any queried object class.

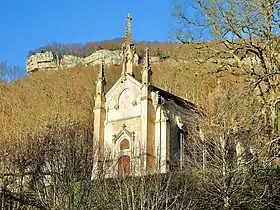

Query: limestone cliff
[27,52,59,73]
[26,49,141,74]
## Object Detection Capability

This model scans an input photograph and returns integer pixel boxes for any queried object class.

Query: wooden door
[118,155,131,176]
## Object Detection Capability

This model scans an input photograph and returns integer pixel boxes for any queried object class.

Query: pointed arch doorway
[118,155,131,176]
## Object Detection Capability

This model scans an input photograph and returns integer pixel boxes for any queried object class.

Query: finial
[122,124,126,130]
[125,13,133,46]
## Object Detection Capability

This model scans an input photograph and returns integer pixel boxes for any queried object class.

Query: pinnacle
[98,60,105,82]
[144,47,151,71]
[125,13,134,46]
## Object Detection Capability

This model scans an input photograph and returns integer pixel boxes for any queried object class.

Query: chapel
[92,14,198,178]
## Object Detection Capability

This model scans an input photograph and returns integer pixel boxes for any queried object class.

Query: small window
[120,139,129,150]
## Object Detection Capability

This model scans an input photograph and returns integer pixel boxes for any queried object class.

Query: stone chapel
[92,14,198,178]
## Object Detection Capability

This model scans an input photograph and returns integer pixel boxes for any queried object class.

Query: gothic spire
[142,47,152,85]
[125,13,133,46]
[121,13,136,77]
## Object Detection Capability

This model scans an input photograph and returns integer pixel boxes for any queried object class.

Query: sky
[0,0,175,70]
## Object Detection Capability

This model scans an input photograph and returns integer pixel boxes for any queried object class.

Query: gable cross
[122,124,126,130]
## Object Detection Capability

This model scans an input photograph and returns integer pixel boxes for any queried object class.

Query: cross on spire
[121,13,136,77]
[127,13,132,21]
[125,13,133,46]
[122,124,127,130]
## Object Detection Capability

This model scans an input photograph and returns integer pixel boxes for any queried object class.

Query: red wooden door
[118,155,131,176]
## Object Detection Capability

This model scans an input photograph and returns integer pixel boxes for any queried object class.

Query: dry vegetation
[0,42,229,140]
[1,22,280,209]
[1,0,280,207]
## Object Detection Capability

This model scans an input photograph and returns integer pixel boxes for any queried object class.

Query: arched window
[120,139,129,150]
[119,89,131,110]
[276,102,280,134]
[172,127,184,171]
[118,155,131,176]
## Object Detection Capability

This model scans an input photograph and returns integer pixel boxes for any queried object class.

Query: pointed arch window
[120,139,130,150]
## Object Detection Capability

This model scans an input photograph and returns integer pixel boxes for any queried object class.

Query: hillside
[0,41,241,144]
[2,40,278,210]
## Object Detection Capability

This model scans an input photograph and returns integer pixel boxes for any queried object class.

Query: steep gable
[106,74,142,122]
[106,74,142,100]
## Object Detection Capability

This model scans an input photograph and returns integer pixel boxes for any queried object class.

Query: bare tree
[0,61,25,85]
[173,0,280,159]
[0,117,93,210]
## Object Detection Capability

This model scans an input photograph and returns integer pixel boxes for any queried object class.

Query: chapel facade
[92,14,198,178]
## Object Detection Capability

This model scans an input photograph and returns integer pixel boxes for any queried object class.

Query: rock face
[26,49,140,74]
[27,52,59,73]
[84,50,123,66]
[61,55,84,69]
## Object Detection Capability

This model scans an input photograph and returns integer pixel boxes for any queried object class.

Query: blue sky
[0,0,174,69]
